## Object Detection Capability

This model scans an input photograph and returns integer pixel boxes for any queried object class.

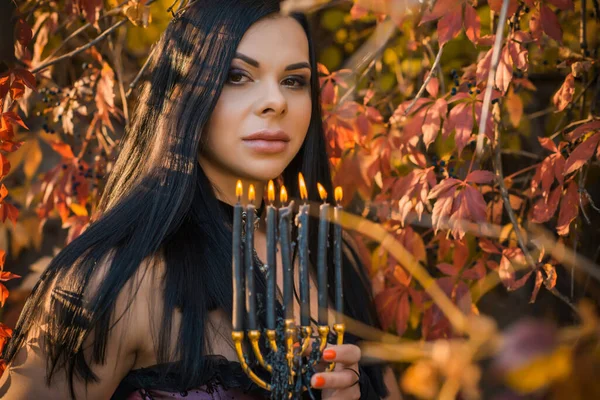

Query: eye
[282,76,308,89]
[227,69,250,85]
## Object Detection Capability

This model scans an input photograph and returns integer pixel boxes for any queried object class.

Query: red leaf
[556,181,579,236]
[438,7,463,45]
[530,270,543,303]
[531,184,562,223]
[0,283,8,307]
[564,133,600,175]
[428,178,462,199]
[479,238,501,254]
[437,262,459,277]
[50,141,75,159]
[462,185,487,222]
[499,248,530,291]
[425,74,439,98]
[541,5,563,43]
[445,102,474,156]
[463,4,480,44]
[15,18,33,46]
[0,201,19,227]
[422,99,447,148]
[496,46,513,94]
[12,68,37,91]
[553,73,575,112]
[566,120,600,142]
[489,0,519,16]
[395,293,410,336]
[546,0,574,10]
[538,137,558,153]
[466,170,495,184]
[0,271,20,282]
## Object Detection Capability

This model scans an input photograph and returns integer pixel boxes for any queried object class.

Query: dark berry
[467,82,472,88]
[477,89,481,94]
[62,164,68,169]
[440,160,446,167]
[543,60,549,65]
[451,88,457,95]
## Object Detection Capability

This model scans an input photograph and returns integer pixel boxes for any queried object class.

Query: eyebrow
[234,52,310,71]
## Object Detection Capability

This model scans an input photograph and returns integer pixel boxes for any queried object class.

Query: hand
[309,343,362,400]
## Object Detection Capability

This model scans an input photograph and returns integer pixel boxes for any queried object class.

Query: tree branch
[402,43,444,116]
[474,0,511,160]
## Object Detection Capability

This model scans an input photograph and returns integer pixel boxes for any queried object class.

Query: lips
[242,130,290,154]
[243,130,291,142]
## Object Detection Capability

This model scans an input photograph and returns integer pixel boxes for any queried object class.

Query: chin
[238,161,288,182]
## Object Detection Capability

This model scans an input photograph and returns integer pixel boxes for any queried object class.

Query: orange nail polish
[322,349,336,361]
[313,376,326,388]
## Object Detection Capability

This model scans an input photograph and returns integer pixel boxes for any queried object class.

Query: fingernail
[312,376,326,388]
[323,349,336,361]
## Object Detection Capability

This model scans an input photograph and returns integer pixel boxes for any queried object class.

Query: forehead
[236,16,310,65]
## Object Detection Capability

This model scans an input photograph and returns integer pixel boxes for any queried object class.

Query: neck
[199,158,266,207]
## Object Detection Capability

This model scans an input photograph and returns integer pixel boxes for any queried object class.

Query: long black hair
[2,0,388,398]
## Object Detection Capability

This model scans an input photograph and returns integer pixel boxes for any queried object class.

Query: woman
[0,0,401,399]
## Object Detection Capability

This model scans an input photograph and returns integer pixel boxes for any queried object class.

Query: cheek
[288,94,312,143]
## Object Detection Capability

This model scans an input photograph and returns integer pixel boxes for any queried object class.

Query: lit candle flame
[298,173,308,201]
[236,180,243,201]
[317,183,327,201]
[280,186,288,204]
[267,180,275,203]
[248,184,255,203]
[334,186,343,204]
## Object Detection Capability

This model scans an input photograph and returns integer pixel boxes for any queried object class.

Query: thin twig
[402,43,444,116]
[424,41,445,95]
[474,0,510,160]
[32,0,158,74]
[125,44,157,98]
[32,19,127,74]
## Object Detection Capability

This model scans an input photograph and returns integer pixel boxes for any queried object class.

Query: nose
[255,79,287,117]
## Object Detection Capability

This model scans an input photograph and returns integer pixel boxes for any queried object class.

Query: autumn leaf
[122,0,152,28]
[444,102,474,156]
[540,5,563,43]
[563,132,600,176]
[15,18,33,46]
[463,4,480,44]
[553,73,575,112]
[556,181,579,236]
[50,141,75,160]
[530,184,561,223]
[498,247,532,291]
[465,170,495,184]
[422,98,447,148]
[437,7,462,45]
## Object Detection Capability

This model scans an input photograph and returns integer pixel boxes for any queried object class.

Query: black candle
[279,186,294,321]
[317,183,329,326]
[297,173,310,327]
[245,184,257,331]
[334,186,344,324]
[232,180,244,331]
[266,180,277,330]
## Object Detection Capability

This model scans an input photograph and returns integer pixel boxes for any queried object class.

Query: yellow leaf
[69,203,89,217]
[505,346,572,394]
[123,0,152,28]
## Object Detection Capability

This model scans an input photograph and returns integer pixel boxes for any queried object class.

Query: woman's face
[199,16,312,184]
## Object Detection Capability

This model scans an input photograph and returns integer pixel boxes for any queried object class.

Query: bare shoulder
[0,249,163,400]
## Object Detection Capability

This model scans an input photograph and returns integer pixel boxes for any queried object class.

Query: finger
[320,344,361,365]
[310,369,359,390]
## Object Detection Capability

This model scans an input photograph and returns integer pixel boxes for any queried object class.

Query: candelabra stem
[265,329,278,353]
[326,323,346,372]
[231,331,271,390]
[248,330,272,372]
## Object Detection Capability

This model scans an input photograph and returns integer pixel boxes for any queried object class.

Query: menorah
[231,173,346,398]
